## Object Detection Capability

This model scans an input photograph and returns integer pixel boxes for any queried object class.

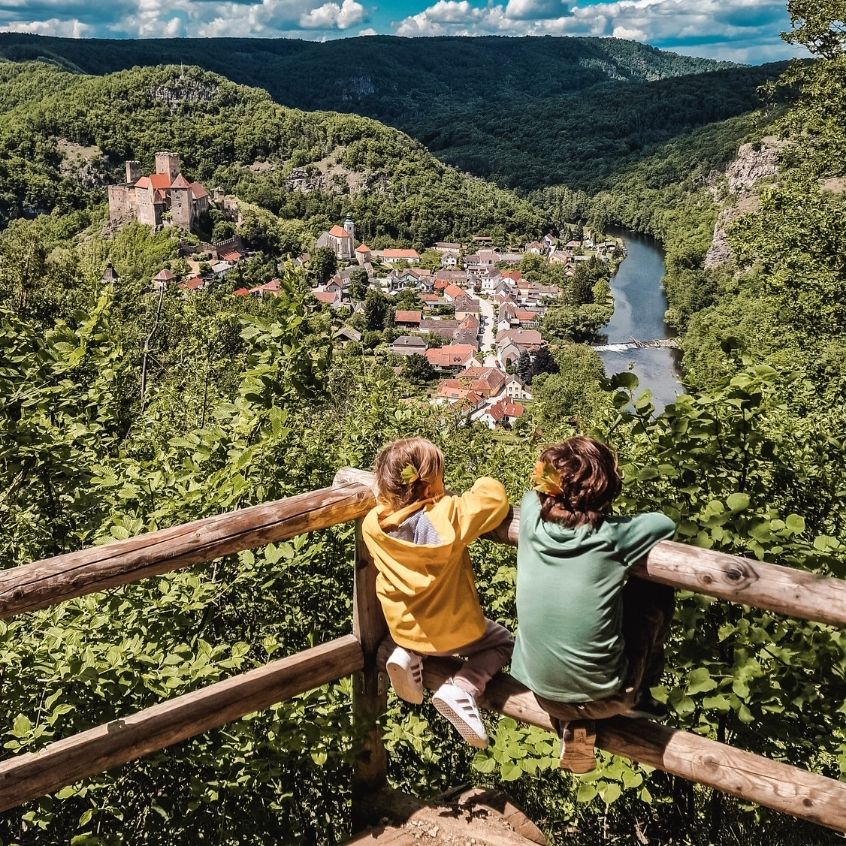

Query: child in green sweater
[511,436,676,772]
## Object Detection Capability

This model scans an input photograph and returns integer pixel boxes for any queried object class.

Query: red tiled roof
[150,172,172,190]
[355,243,371,253]
[221,250,242,262]
[329,225,351,238]
[153,269,176,281]
[134,176,152,190]
[443,284,465,300]
[179,276,204,291]
[420,294,441,302]
[426,345,475,367]
[313,291,338,305]
[496,329,544,348]
[233,288,250,297]
[394,310,422,324]
[171,173,191,189]
[190,182,208,199]
[502,270,523,281]
[488,399,525,421]
[382,248,420,259]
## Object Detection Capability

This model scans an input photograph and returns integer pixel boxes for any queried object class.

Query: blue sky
[0,0,805,64]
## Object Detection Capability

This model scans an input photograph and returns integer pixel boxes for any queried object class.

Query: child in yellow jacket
[361,437,513,748]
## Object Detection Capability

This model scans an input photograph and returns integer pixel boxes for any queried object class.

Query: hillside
[0,33,731,122]
[0,61,546,244]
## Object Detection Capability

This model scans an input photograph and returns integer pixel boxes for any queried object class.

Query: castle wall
[107,185,135,224]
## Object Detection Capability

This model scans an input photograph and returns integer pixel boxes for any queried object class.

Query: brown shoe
[559,720,597,773]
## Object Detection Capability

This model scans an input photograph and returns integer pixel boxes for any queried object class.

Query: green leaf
[575,782,597,803]
[499,762,523,782]
[726,493,750,512]
[785,514,805,534]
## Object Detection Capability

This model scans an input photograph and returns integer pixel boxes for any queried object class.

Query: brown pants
[537,577,674,723]
[385,618,514,698]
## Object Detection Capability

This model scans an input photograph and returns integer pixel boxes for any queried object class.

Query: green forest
[1,4,845,845]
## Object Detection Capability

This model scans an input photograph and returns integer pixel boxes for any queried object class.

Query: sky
[0,0,805,65]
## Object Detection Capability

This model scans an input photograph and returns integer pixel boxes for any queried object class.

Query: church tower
[343,216,355,243]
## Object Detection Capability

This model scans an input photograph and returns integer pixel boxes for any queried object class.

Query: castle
[107,152,210,230]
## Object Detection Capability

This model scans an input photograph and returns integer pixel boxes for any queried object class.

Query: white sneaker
[432,682,489,748]
[386,646,424,704]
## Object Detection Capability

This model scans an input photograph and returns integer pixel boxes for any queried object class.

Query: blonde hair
[374,437,444,510]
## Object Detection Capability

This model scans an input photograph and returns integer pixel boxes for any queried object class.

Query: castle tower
[155,152,181,182]
[169,173,194,230]
[125,160,142,185]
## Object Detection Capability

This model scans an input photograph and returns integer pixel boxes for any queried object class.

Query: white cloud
[393,0,804,64]
[300,0,365,28]
[358,26,377,34]
[1,16,93,36]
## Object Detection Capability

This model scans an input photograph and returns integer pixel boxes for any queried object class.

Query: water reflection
[596,230,684,413]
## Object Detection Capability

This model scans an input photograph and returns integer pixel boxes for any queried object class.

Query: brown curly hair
[537,436,621,529]
[374,437,444,511]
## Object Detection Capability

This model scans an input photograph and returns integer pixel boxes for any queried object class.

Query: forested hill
[0,33,731,121]
[0,62,545,244]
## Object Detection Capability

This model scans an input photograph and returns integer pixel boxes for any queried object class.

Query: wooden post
[351,519,388,829]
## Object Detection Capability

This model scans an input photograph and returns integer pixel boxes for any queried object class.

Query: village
[107,152,622,429]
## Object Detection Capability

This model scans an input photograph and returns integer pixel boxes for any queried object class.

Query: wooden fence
[0,469,844,832]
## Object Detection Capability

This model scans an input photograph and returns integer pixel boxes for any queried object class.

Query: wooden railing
[0,468,844,832]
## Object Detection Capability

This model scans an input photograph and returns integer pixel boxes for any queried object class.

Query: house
[419,293,443,309]
[479,399,525,428]
[457,366,507,398]
[312,290,339,306]
[152,269,176,290]
[435,382,485,412]
[442,284,465,303]
[394,310,423,328]
[315,218,356,260]
[211,260,233,279]
[251,278,281,297]
[419,319,460,341]
[435,270,467,286]
[465,249,500,274]
[504,375,533,400]
[496,329,545,352]
[178,275,205,292]
[334,326,362,344]
[549,250,572,265]
[525,241,545,255]
[441,253,459,268]
[514,309,541,328]
[425,344,476,371]
[435,242,462,254]
[381,248,420,265]
[453,295,481,321]
[543,233,557,250]
[108,152,210,231]
[391,335,428,357]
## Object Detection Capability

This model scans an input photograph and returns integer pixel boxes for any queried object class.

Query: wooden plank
[335,469,846,626]
[351,519,388,822]
[416,656,846,833]
[0,635,363,812]
[0,481,374,620]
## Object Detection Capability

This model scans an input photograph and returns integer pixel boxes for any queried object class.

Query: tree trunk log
[0,481,374,619]
[0,635,362,812]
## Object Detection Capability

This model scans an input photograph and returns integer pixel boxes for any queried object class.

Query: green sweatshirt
[511,490,676,703]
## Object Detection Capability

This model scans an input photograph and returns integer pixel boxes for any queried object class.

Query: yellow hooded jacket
[361,477,509,654]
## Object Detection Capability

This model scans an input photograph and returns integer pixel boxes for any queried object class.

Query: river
[596,230,684,412]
